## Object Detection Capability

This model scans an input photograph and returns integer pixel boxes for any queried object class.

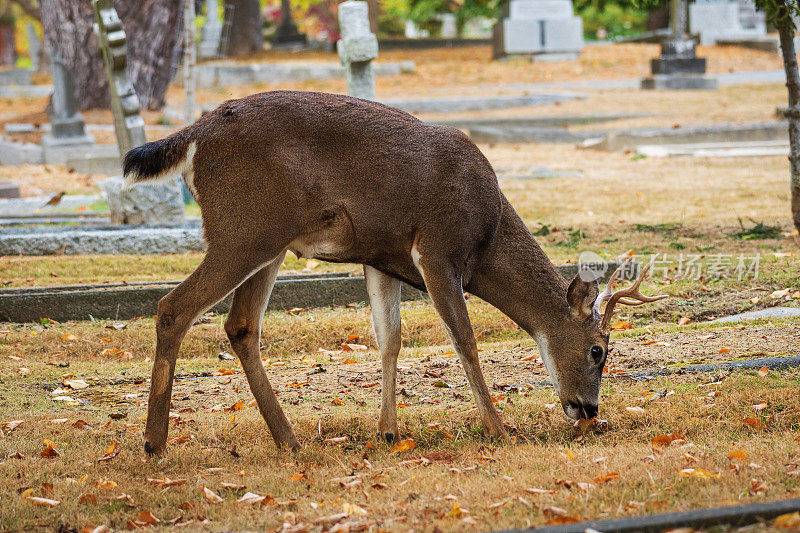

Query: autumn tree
[40,0,183,111]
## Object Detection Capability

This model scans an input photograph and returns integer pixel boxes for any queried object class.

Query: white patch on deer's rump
[124,141,197,189]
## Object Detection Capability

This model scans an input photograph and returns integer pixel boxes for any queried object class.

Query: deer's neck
[466,198,569,338]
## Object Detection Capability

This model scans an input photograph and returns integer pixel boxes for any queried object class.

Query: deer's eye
[590,345,605,365]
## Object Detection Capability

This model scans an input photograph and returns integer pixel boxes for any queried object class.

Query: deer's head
[537,259,667,421]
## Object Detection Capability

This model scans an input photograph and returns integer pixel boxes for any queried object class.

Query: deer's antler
[595,257,669,333]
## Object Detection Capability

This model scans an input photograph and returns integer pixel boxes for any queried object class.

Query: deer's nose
[566,400,598,419]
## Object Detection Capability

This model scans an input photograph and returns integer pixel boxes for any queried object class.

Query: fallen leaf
[611,320,633,330]
[288,472,309,482]
[2,420,23,432]
[679,468,721,479]
[652,433,685,447]
[525,487,556,495]
[773,512,800,529]
[625,406,645,415]
[331,398,346,406]
[146,478,186,487]
[719,347,731,354]
[203,486,223,503]
[753,402,767,411]
[237,492,270,505]
[758,367,769,377]
[728,449,748,461]
[97,480,117,490]
[743,417,765,430]
[225,401,245,411]
[130,510,159,527]
[448,502,464,517]
[61,333,77,340]
[40,445,59,458]
[78,493,98,505]
[98,441,119,462]
[559,449,576,460]
[26,496,60,507]
[593,472,621,484]
[391,438,416,454]
[750,478,768,493]
[212,368,236,376]
[677,316,691,326]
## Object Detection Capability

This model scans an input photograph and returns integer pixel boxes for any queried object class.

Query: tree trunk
[40,0,183,111]
[227,0,263,56]
[776,4,800,234]
[367,0,379,34]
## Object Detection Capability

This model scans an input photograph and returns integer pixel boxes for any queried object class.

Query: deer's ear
[567,275,599,319]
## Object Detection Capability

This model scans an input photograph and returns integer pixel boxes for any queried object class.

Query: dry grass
[0,310,798,532]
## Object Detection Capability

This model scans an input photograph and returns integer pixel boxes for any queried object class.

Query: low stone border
[0,262,632,323]
[581,122,788,151]
[431,112,652,130]
[503,498,800,533]
[0,226,205,255]
[185,61,415,88]
[383,93,585,114]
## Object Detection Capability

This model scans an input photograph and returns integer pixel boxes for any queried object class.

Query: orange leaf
[288,472,308,482]
[40,445,59,458]
[719,347,731,354]
[651,433,684,447]
[342,358,358,364]
[743,417,764,429]
[61,333,77,340]
[677,316,691,326]
[135,510,160,526]
[331,398,346,406]
[226,401,245,411]
[758,367,769,377]
[397,402,410,408]
[78,493,98,505]
[99,338,114,343]
[611,321,633,331]
[773,512,800,529]
[391,438,417,454]
[2,420,23,432]
[593,472,621,484]
[27,496,60,507]
[212,368,236,376]
[345,334,360,343]
[727,449,748,461]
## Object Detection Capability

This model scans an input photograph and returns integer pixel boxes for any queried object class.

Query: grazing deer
[124,91,666,455]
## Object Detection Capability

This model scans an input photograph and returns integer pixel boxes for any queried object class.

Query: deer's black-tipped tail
[123,131,195,186]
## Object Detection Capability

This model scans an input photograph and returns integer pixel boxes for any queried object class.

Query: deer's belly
[288,204,356,263]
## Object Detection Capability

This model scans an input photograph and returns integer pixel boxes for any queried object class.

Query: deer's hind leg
[365,266,403,443]
[144,244,275,456]
[224,251,299,450]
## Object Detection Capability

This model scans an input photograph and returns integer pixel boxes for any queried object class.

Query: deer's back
[191,91,502,272]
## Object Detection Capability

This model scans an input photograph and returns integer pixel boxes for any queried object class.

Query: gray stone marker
[689,0,766,46]
[41,54,95,150]
[92,0,184,225]
[492,0,584,61]
[26,23,41,71]
[642,0,717,90]
[199,0,223,59]
[338,1,378,101]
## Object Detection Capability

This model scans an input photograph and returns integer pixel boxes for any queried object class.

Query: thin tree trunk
[228,0,263,56]
[776,4,800,234]
[40,0,183,111]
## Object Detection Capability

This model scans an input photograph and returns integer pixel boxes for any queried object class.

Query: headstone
[439,14,458,39]
[26,23,41,71]
[199,0,223,58]
[0,182,20,199]
[273,0,307,47]
[92,0,184,225]
[642,0,717,90]
[41,54,95,149]
[338,1,377,101]
[689,0,765,46]
[461,17,494,39]
[404,20,420,39]
[492,0,583,61]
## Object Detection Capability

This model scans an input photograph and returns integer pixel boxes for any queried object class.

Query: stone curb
[0,262,632,323]
[500,497,800,533]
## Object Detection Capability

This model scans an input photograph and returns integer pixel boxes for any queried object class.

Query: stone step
[636,140,789,158]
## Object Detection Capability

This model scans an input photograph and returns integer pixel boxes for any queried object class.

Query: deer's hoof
[383,432,395,443]
[144,441,153,455]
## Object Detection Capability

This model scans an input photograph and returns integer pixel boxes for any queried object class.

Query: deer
[123,91,667,455]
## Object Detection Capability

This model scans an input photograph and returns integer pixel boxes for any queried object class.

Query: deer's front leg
[365,266,402,443]
[413,253,507,439]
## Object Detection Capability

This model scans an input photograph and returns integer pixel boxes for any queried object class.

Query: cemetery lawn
[1,307,799,532]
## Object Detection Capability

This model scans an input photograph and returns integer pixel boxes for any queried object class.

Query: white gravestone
[689,0,766,46]
[199,0,223,58]
[338,1,377,101]
[492,0,583,60]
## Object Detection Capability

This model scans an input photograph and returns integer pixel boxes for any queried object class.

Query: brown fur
[127,91,609,454]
